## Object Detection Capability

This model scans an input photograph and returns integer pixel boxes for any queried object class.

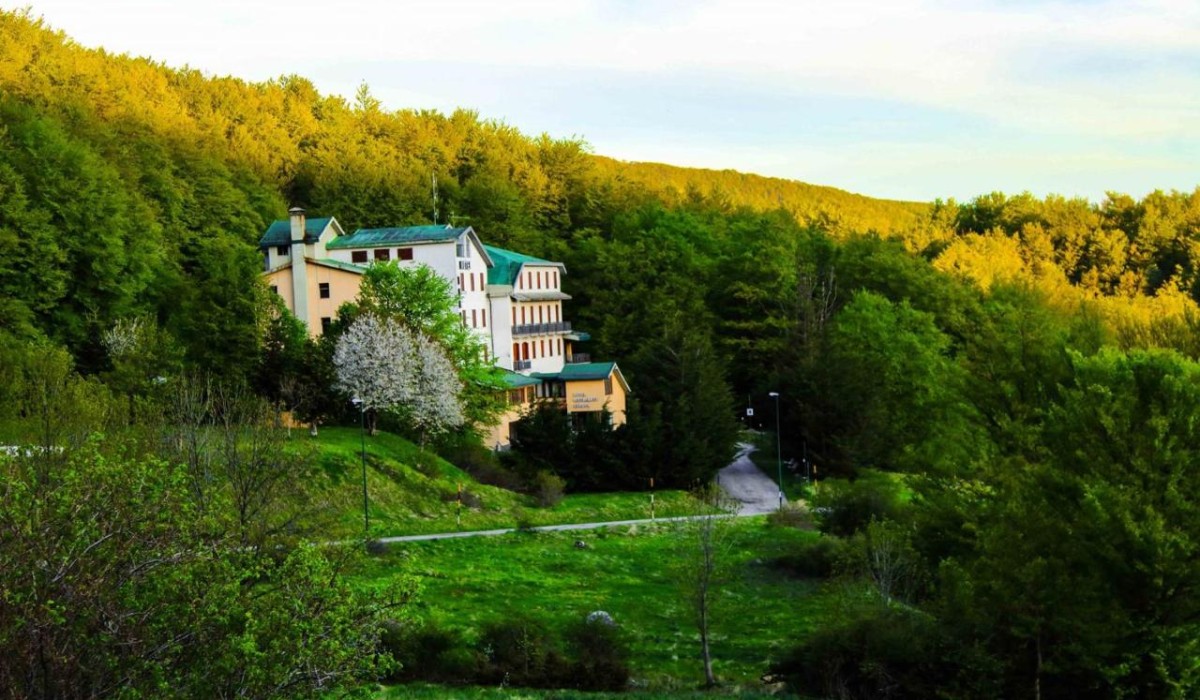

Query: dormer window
[276,245,289,256]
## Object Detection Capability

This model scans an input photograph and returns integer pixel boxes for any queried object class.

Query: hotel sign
[570,392,601,411]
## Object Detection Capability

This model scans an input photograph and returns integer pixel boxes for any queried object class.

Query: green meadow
[354,517,833,695]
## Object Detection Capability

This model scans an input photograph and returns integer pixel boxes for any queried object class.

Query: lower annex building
[258,207,629,448]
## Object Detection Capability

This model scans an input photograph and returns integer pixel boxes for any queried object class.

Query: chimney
[288,206,311,330]
[289,206,306,243]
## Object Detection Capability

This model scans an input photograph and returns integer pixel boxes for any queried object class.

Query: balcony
[514,360,532,371]
[512,321,571,337]
[566,353,592,364]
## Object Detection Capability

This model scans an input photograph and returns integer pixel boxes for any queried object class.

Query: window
[321,317,332,333]
[352,250,368,263]
[470,274,475,292]
[398,247,413,261]
[512,343,519,361]
[553,271,558,287]
[541,340,546,357]
[557,338,562,355]
[521,307,526,324]
[461,310,467,326]
[482,309,487,327]
[472,309,477,327]
[456,238,468,258]
[604,376,613,396]
[537,271,542,289]
[479,273,485,290]
[511,308,516,325]
[538,306,544,323]
[522,342,530,360]
[374,248,390,261]
[276,245,289,256]
[269,285,278,295]
[459,274,464,291]
[318,282,330,299]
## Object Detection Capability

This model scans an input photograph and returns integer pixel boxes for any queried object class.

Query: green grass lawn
[309,427,696,538]
[354,517,831,695]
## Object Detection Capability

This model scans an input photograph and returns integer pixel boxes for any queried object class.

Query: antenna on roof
[431,172,439,225]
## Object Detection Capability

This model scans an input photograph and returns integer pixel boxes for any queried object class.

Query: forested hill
[591,157,928,234]
[3,5,1200,383]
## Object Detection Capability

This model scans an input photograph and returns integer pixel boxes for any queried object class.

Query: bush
[533,470,566,507]
[773,535,847,579]
[771,602,946,699]
[812,471,908,537]
[477,618,568,687]
[767,502,815,529]
[379,619,473,683]
[564,617,630,690]
[441,439,524,491]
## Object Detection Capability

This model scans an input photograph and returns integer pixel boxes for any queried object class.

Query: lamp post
[351,397,368,536]
[768,391,783,510]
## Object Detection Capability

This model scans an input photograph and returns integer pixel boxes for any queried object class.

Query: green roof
[533,362,617,382]
[259,217,333,248]
[500,370,542,389]
[313,258,368,274]
[484,245,565,286]
[327,225,469,250]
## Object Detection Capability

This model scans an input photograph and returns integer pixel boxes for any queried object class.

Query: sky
[6,0,1199,203]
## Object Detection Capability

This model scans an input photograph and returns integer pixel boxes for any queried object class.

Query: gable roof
[261,258,368,276]
[328,224,460,248]
[258,216,336,248]
[533,362,629,391]
[500,370,542,389]
[484,245,566,286]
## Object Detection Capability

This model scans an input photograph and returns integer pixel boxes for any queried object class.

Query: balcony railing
[566,353,591,364]
[512,321,571,337]
[514,360,532,371]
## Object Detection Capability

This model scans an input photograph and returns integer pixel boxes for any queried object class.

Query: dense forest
[3,6,1200,698]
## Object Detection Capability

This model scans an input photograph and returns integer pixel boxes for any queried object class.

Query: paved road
[367,443,782,544]
[717,442,785,514]
[374,514,740,544]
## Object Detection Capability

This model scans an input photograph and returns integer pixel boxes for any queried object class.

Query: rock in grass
[574,540,589,549]
[587,610,615,627]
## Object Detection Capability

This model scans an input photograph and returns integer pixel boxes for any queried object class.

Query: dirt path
[717,442,784,515]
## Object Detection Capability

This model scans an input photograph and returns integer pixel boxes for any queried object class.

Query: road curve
[717,442,785,515]
[361,443,781,545]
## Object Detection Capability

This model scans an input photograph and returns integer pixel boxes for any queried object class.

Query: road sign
[746,407,754,417]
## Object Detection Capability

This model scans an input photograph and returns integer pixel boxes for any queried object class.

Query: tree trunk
[700,594,716,687]
[1034,634,1042,700]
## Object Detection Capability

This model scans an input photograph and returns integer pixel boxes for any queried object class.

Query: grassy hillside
[356,518,832,692]
[311,427,696,537]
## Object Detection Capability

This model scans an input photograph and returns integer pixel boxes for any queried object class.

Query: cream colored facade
[263,260,364,336]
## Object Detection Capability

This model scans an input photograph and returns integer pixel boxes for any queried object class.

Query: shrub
[773,534,847,579]
[767,502,815,529]
[771,602,946,699]
[477,618,568,687]
[564,617,631,690]
[533,470,566,507]
[812,471,908,537]
[379,619,471,683]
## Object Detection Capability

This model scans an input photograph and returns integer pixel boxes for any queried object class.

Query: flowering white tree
[333,313,463,439]
[409,335,465,441]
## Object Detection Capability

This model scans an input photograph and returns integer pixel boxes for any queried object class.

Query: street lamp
[768,391,783,511]
[351,396,369,536]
